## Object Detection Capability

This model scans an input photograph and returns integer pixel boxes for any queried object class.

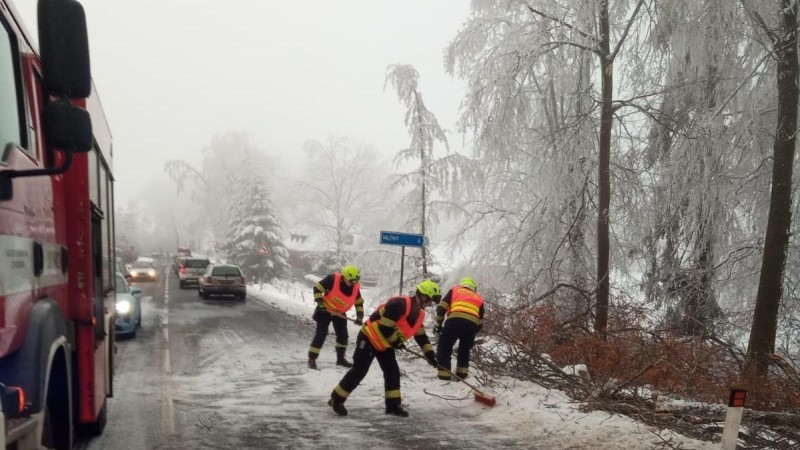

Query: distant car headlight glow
[116,300,131,315]
[148,270,156,277]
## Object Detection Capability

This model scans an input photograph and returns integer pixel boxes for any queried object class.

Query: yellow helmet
[341,265,360,282]
[416,279,441,300]
[460,277,477,291]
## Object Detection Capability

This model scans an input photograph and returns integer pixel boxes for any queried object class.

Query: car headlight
[116,300,131,314]
[148,270,156,277]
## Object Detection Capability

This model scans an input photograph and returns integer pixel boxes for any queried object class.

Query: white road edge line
[162,268,175,435]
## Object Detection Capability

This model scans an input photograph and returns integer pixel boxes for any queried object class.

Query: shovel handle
[402,347,486,394]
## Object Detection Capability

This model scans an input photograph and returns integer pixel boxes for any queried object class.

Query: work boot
[385,404,409,417]
[336,348,353,368]
[308,358,318,370]
[328,398,348,416]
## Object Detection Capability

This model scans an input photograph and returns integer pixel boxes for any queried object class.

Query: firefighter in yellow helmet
[328,279,440,417]
[307,265,365,369]
[433,276,485,380]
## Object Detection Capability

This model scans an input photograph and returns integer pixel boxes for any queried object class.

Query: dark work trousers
[332,333,402,408]
[436,317,479,379]
[308,309,349,360]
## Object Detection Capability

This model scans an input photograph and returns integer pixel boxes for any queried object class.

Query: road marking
[163,273,171,373]
[161,269,175,435]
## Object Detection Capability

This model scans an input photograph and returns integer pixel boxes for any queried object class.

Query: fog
[15,0,471,209]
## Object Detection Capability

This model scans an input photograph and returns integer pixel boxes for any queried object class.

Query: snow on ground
[246,279,719,450]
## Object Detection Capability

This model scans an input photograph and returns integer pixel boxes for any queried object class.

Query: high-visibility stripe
[334,384,350,398]
[0,235,67,296]
[451,302,480,316]
[385,389,401,399]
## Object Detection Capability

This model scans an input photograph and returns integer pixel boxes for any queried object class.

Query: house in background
[284,228,333,282]
[283,226,378,286]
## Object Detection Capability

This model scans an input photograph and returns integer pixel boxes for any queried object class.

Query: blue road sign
[380,231,425,248]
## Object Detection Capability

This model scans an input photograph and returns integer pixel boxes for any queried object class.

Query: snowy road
[76,267,536,449]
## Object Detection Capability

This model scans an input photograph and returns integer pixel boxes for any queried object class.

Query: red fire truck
[0,0,114,448]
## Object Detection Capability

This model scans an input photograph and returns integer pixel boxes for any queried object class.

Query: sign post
[380,231,425,294]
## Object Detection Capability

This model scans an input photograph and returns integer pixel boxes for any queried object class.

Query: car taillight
[240,277,246,285]
[180,266,186,273]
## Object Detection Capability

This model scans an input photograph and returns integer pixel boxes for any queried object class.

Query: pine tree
[224,170,289,283]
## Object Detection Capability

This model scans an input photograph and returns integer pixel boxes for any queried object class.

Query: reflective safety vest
[322,272,361,314]
[449,286,484,319]
[363,296,425,351]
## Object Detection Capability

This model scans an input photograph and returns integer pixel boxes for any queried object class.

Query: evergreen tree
[224,170,289,283]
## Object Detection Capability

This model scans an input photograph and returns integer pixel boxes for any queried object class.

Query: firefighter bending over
[434,277,485,380]
[307,265,365,369]
[328,279,441,417]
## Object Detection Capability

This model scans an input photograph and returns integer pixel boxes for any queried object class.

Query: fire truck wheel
[42,349,71,450]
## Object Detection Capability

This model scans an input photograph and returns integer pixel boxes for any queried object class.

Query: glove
[394,333,407,350]
[425,350,438,368]
[354,318,363,326]
[433,325,442,335]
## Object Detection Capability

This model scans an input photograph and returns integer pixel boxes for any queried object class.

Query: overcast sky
[15,0,472,206]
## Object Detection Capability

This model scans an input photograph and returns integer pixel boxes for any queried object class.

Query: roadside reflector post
[721,389,747,450]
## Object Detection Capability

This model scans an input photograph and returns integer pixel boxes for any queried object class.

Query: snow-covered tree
[165,131,273,246]
[743,0,799,379]
[385,64,449,278]
[223,167,289,283]
[446,1,651,336]
[293,135,385,267]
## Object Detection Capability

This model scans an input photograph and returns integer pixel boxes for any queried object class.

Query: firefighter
[433,277,484,380]
[307,265,365,369]
[328,279,441,417]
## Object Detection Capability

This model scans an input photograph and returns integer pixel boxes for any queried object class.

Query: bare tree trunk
[746,0,799,378]
[595,0,612,339]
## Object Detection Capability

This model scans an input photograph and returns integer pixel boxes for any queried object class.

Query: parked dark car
[178,257,211,288]
[198,264,247,300]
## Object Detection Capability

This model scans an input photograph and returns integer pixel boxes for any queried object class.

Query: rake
[404,347,497,407]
